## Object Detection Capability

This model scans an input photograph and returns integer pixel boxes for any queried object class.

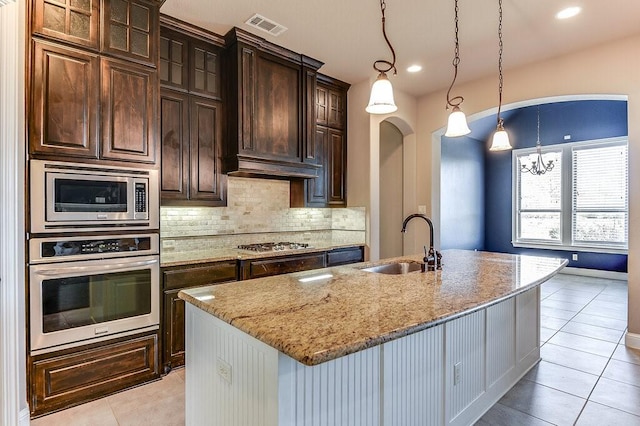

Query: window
[513,137,628,252]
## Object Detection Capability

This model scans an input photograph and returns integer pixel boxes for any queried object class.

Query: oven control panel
[29,234,159,263]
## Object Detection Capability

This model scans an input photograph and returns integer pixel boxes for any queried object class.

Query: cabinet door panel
[101,57,157,164]
[328,89,345,129]
[163,290,185,370]
[328,129,346,205]
[30,40,99,159]
[189,40,221,99]
[159,29,188,90]
[306,127,328,205]
[33,0,99,49]
[242,253,326,280]
[160,90,189,200]
[190,96,224,203]
[253,55,300,161]
[102,0,158,66]
[315,85,328,126]
[30,332,158,416]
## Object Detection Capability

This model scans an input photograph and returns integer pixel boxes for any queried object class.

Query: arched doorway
[379,121,404,259]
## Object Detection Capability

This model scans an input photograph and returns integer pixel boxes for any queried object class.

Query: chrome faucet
[401,213,442,270]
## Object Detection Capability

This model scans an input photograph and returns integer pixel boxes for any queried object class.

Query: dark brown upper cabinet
[291,74,350,207]
[30,39,100,159]
[159,15,225,97]
[160,89,189,200]
[32,0,100,49]
[32,0,159,67]
[30,43,157,164]
[188,96,225,203]
[159,28,188,90]
[159,17,227,206]
[100,56,157,163]
[30,0,161,166]
[223,28,324,179]
[101,0,158,67]
[316,79,347,130]
[160,91,225,206]
[189,39,221,99]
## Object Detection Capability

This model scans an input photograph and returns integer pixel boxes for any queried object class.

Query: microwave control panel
[135,182,147,213]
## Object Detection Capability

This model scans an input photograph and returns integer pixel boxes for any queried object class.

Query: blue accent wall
[482,100,628,272]
[441,135,485,250]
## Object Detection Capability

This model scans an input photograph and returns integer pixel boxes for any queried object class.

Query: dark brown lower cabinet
[326,246,364,266]
[30,330,159,417]
[161,260,238,372]
[160,248,363,372]
[239,252,327,280]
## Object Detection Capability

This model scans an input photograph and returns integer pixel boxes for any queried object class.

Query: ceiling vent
[245,14,288,36]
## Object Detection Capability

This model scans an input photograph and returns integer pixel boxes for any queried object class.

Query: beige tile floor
[32,274,640,426]
[30,367,185,426]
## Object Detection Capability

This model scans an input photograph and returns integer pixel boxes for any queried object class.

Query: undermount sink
[361,262,424,275]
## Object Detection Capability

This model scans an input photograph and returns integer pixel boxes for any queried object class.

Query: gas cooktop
[237,242,311,252]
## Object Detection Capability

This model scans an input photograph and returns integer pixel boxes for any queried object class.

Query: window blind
[572,143,628,245]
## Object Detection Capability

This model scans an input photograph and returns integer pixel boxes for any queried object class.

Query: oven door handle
[34,258,158,277]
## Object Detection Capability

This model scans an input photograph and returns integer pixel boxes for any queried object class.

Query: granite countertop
[179,249,567,366]
[160,242,364,267]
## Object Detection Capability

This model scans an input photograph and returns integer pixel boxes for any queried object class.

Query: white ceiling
[160,0,640,97]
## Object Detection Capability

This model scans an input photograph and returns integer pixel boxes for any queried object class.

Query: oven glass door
[30,256,159,352]
[42,269,151,333]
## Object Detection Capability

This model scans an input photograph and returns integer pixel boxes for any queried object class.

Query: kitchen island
[179,249,567,426]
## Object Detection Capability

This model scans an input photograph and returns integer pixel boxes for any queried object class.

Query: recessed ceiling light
[556,6,582,20]
[407,65,422,73]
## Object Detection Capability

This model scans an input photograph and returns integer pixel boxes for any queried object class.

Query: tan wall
[348,79,420,260]
[416,33,640,337]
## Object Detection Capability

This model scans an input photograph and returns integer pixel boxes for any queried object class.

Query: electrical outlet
[217,357,232,384]
[454,362,462,386]
[572,253,578,261]
[162,239,175,249]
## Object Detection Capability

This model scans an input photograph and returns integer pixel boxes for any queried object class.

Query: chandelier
[521,106,555,175]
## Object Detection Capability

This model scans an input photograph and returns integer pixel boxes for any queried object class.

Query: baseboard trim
[626,332,640,350]
[19,408,29,426]
[561,267,627,281]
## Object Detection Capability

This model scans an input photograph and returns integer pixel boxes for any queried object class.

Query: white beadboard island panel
[185,304,280,426]
[278,343,381,426]
[382,324,444,426]
[486,297,516,387]
[184,290,542,426]
[181,250,565,425]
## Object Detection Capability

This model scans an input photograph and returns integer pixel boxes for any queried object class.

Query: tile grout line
[543,280,640,423]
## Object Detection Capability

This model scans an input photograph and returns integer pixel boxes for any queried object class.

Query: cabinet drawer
[241,253,326,280]
[327,246,364,266]
[30,331,159,416]
[163,261,237,290]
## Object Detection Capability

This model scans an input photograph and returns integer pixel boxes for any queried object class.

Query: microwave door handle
[35,259,158,277]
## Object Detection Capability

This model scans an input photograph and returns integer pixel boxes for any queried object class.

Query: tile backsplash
[160,176,365,239]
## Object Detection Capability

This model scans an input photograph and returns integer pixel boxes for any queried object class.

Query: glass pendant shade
[489,123,512,151]
[444,106,471,137]
[366,72,397,114]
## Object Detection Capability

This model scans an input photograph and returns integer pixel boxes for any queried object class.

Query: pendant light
[489,0,512,151]
[521,106,555,175]
[366,0,398,114]
[444,0,471,137]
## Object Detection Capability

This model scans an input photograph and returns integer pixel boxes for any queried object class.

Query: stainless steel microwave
[30,160,159,233]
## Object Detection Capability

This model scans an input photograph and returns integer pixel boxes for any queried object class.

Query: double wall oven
[28,160,160,355]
